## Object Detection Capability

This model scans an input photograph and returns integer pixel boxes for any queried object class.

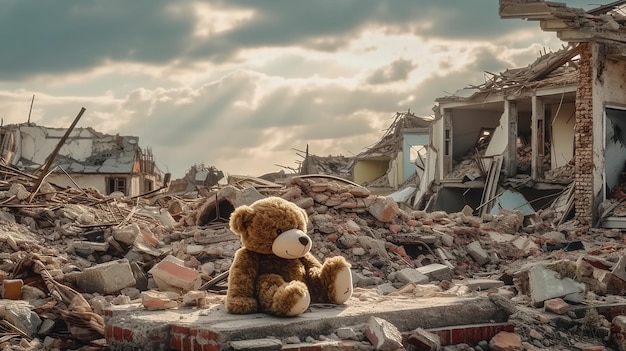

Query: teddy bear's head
[229,197,312,259]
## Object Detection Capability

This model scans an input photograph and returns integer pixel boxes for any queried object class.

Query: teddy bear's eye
[276,229,283,235]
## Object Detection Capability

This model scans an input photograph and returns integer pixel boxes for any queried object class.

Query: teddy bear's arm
[299,252,323,275]
[226,249,260,314]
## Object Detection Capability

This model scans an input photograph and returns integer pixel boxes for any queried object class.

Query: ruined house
[299,111,432,202]
[415,1,626,229]
[0,122,164,197]
[166,163,224,195]
[352,111,432,193]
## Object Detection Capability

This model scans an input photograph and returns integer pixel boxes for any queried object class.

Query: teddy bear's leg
[316,256,353,304]
[330,265,353,304]
[258,274,311,317]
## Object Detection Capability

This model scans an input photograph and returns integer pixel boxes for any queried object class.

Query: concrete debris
[489,331,522,351]
[0,155,624,350]
[364,316,404,351]
[407,327,441,350]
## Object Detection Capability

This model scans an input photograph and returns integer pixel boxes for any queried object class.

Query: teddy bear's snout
[272,228,312,259]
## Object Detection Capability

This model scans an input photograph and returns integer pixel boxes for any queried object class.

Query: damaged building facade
[415,0,626,230]
[0,122,164,197]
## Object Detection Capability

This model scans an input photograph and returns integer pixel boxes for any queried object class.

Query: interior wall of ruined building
[353,158,391,186]
[594,43,626,206]
[549,102,575,169]
[450,109,502,161]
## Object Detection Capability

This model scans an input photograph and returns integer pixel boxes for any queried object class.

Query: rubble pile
[516,142,551,174]
[1,165,626,350]
[544,159,575,183]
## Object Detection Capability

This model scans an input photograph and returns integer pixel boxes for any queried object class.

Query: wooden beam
[28,107,86,203]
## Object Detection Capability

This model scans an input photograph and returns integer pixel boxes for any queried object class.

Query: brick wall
[574,42,594,227]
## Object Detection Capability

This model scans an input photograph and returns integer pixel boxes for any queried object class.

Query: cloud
[366,59,416,85]
[0,0,601,179]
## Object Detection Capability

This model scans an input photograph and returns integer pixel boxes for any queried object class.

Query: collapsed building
[425,0,626,230]
[302,1,626,234]
[2,1,626,350]
[0,121,165,198]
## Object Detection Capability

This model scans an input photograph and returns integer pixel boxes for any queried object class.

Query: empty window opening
[107,177,127,195]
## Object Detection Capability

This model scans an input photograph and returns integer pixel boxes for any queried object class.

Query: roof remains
[356,110,432,160]
[438,44,579,103]
[500,0,626,43]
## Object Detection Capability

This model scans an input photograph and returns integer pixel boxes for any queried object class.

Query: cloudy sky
[0,1,599,179]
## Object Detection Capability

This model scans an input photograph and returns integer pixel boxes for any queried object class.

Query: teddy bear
[225,196,353,317]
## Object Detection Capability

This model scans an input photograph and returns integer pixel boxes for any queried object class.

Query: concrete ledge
[105,295,510,351]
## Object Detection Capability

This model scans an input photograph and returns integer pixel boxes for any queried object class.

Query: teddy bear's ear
[297,206,308,222]
[229,205,254,235]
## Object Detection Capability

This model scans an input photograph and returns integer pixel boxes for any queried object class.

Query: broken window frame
[107,176,127,195]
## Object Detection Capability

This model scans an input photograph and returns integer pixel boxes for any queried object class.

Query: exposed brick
[123,328,133,342]
[105,324,114,339]
[171,334,183,350]
[428,323,515,346]
[113,326,123,341]
[574,42,594,227]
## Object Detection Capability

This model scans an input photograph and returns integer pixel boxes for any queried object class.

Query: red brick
[182,335,192,351]
[171,334,183,350]
[582,346,606,351]
[428,323,515,346]
[451,327,464,345]
[437,328,451,345]
[171,325,190,334]
[123,328,133,342]
[197,328,219,341]
[105,324,113,339]
[113,326,123,340]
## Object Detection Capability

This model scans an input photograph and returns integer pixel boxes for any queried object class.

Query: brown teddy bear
[226,196,353,317]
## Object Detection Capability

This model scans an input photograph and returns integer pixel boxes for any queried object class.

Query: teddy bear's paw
[285,289,310,317]
[330,266,353,304]
[272,281,310,317]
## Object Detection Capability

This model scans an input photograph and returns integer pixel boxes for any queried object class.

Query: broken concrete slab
[416,263,453,281]
[76,259,136,294]
[149,255,202,293]
[528,265,585,307]
[365,316,403,351]
[105,295,510,350]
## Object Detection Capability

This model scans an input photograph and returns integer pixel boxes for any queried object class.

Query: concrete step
[104,294,510,351]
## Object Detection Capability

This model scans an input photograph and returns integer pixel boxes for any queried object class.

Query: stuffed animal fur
[226,196,353,317]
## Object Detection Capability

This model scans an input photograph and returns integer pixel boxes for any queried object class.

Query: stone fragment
[489,331,522,351]
[0,301,42,337]
[112,223,141,245]
[459,278,505,292]
[141,290,179,310]
[407,327,440,351]
[72,241,109,253]
[76,259,136,294]
[364,316,403,351]
[466,241,490,266]
[336,327,359,340]
[396,267,429,285]
[528,265,585,307]
[149,255,202,293]
[376,282,398,295]
[367,196,401,222]
[544,298,569,314]
[230,338,282,351]
[416,263,453,281]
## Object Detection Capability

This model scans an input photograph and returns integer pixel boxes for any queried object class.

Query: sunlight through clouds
[0,0,601,178]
